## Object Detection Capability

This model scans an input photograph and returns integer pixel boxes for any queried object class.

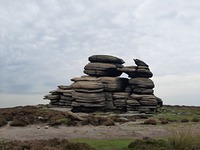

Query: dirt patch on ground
[1,121,199,141]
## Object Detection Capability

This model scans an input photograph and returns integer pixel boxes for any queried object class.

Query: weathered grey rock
[71,76,99,82]
[60,95,74,101]
[137,99,157,106]
[137,66,150,70]
[75,98,105,103]
[44,94,60,100]
[67,111,84,121]
[84,69,122,77]
[134,59,149,67]
[118,66,152,78]
[73,89,104,93]
[66,104,71,106]
[63,91,74,96]
[105,101,117,110]
[113,92,130,99]
[71,81,104,90]
[58,102,65,106]
[132,88,154,94]
[64,101,73,105]
[59,99,68,103]
[105,92,113,101]
[130,94,157,106]
[72,101,106,107]
[57,85,71,90]
[84,62,123,77]
[49,89,74,95]
[125,86,132,93]
[113,99,127,107]
[103,83,125,92]
[156,97,163,107]
[128,69,153,78]
[131,94,155,99]
[71,106,105,112]
[130,94,142,100]
[72,92,105,101]
[49,90,60,95]
[89,55,125,64]
[56,89,74,94]
[127,99,140,106]
[50,99,59,103]
[100,77,128,91]
[99,77,128,84]
[50,101,59,105]
[131,94,157,106]
[129,78,154,89]
[137,68,152,74]
[71,77,103,93]
[84,62,123,71]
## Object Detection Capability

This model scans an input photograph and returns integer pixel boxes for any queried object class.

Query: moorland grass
[168,129,200,150]
[1,130,200,150]
[0,118,7,127]
[154,105,200,123]
[70,138,134,150]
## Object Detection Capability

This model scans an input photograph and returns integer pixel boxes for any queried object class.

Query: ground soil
[0,121,199,141]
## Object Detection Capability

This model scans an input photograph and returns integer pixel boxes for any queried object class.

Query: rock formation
[44,55,162,113]
[43,85,73,107]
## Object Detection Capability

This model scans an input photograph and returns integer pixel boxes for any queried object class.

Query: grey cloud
[0,0,200,105]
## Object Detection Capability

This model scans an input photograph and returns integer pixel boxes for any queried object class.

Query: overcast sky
[0,0,200,107]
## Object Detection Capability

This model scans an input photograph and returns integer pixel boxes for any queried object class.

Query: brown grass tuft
[144,118,157,125]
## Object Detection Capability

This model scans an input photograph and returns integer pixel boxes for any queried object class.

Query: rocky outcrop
[44,85,73,107]
[44,55,162,113]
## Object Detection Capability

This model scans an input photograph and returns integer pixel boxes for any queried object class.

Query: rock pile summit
[44,55,162,113]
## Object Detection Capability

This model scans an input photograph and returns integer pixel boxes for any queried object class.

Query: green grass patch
[164,106,200,115]
[128,139,172,150]
[71,133,200,150]
[70,138,134,150]
[36,108,50,113]
[153,106,200,122]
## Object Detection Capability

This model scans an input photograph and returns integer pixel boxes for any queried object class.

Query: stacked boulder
[70,76,106,112]
[119,59,161,113]
[71,55,128,112]
[99,77,128,111]
[44,55,163,113]
[84,55,124,77]
[43,85,73,108]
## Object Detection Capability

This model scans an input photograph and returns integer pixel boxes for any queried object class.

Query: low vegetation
[64,142,97,150]
[0,117,7,127]
[126,129,200,150]
[154,105,200,123]
[71,138,133,150]
[10,119,29,127]
[0,105,75,127]
[0,105,200,149]
[127,139,171,150]
[0,138,97,150]
[159,118,169,124]
[191,117,199,122]
[0,106,122,127]
[1,130,200,150]
[143,118,157,125]
[168,129,200,150]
